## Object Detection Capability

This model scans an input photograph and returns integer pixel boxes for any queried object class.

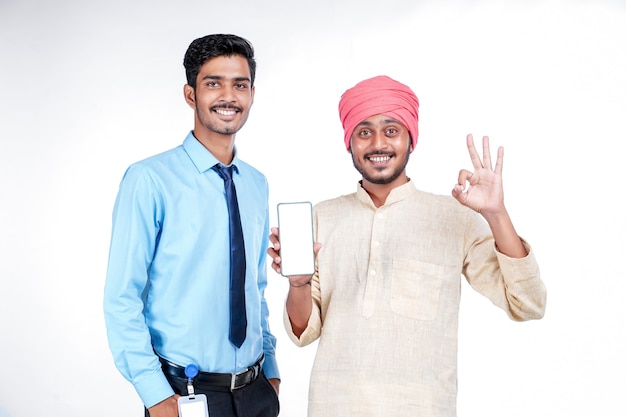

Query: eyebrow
[200,75,251,83]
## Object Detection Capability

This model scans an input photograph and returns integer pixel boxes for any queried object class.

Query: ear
[183,84,196,109]
[250,85,256,105]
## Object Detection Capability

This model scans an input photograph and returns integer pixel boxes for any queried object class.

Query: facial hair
[352,149,410,185]
[196,100,247,136]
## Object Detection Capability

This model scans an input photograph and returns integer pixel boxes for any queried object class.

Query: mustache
[364,151,394,158]
[211,104,242,112]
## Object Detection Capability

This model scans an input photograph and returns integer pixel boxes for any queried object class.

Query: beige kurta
[284,181,546,417]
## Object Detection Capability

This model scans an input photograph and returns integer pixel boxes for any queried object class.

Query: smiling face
[350,114,411,188]
[184,54,255,142]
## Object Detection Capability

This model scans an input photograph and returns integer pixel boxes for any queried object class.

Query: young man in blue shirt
[104,34,280,417]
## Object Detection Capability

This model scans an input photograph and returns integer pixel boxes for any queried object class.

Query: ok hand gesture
[451,134,505,217]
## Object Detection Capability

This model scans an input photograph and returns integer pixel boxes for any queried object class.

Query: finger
[451,183,469,204]
[452,169,472,199]
[494,145,504,175]
[267,247,278,258]
[466,134,483,170]
[456,168,473,188]
[268,234,280,248]
[313,242,322,255]
[482,136,493,170]
[271,256,282,274]
[451,183,464,198]
[268,227,280,250]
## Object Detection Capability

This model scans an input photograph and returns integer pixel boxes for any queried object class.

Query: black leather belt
[159,354,264,391]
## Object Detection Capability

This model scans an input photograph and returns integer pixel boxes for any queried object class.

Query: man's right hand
[147,394,180,417]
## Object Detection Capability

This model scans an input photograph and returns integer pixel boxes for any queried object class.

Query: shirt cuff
[262,350,280,380]
[134,370,175,409]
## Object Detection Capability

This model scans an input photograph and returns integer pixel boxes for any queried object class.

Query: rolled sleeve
[283,297,322,347]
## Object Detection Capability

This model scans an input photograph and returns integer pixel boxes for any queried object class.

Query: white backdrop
[1,0,625,416]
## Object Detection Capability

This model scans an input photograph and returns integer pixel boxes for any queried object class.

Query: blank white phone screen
[277,202,315,277]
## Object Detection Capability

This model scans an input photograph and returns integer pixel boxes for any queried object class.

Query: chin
[362,173,392,185]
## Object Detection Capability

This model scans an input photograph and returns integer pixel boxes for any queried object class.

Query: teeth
[216,109,236,116]
[369,155,390,163]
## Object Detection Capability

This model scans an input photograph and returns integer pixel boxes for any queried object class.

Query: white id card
[277,201,315,277]
[178,394,209,417]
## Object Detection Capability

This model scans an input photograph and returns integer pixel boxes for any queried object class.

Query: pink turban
[338,75,420,150]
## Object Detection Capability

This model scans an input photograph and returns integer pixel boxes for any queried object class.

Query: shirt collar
[182,131,241,174]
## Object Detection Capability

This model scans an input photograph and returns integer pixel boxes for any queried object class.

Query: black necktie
[213,164,247,348]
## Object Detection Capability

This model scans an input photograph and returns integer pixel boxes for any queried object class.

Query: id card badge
[178,394,209,417]
[178,363,209,417]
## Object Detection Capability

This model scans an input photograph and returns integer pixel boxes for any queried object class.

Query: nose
[219,86,236,104]
[371,132,388,150]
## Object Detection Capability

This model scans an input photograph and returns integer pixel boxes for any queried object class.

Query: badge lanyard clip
[184,364,199,396]
[178,364,209,417]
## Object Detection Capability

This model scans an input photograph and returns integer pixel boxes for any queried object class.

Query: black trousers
[145,369,280,417]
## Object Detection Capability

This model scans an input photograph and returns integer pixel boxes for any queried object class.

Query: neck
[193,128,236,165]
[361,173,409,208]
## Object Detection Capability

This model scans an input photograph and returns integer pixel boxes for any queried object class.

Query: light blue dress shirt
[103,132,279,408]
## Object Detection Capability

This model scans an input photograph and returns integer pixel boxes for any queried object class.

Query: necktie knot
[213,164,235,181]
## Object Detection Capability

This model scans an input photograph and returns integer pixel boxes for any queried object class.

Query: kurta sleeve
[463,212,547,321]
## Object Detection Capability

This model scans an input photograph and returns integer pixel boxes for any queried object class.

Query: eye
[206,80,219,88]
[234,82,249,90]
[385,127,398,136]
[358,129,372,137]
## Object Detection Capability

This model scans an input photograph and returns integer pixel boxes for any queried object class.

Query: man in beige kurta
[268,76,547,417]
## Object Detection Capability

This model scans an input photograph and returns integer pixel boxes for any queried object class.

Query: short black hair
[183,34,256,89]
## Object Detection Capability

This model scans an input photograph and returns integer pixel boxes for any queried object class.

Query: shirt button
[373,241,380,247]
[377,213,383,219]
[370,269,376,275]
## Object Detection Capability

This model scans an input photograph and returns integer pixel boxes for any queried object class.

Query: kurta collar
[355,179,416,208]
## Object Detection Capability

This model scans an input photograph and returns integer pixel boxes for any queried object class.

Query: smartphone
[277,202,315,277]
[178,394,209,417]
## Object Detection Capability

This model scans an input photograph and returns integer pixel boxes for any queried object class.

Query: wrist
[482,208,511,228]
[289,278,312,288]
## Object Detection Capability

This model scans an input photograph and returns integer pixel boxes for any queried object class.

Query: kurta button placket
[362,208,384,319]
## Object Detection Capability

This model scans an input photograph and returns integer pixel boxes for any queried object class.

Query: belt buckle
[230,367,250,391]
